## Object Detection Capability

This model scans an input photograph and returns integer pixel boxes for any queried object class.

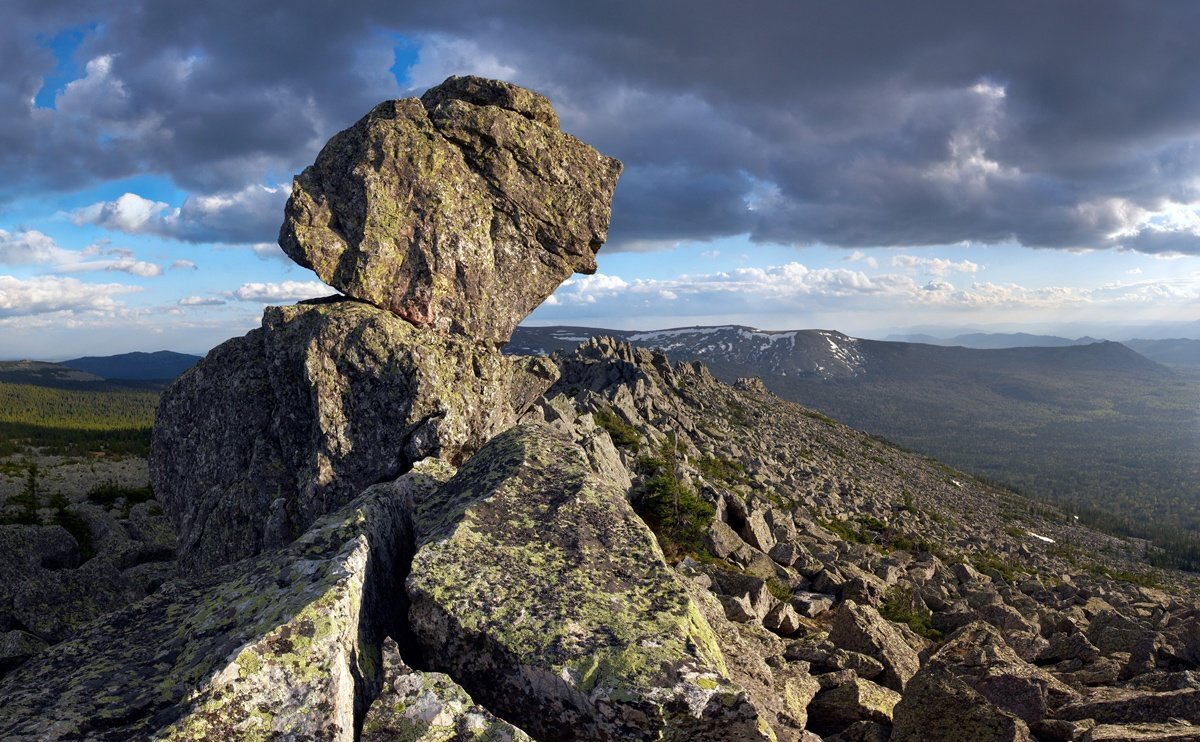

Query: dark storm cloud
[1,0,1199,253]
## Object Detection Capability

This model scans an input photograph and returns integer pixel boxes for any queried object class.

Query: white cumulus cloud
[71,184,289,244]
[891,255,980,276]
[0,275,140,317]
[0,229,75,265]
[231,281,333,303]
[178,295,226,306]
[0,229,162,276]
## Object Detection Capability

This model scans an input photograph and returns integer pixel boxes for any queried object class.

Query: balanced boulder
[153,76,619,573]
[280,75,622,345]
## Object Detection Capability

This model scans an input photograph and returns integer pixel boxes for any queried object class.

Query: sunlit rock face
[279,75,622,346]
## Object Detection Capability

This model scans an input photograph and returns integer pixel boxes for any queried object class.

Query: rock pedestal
[152,299,558,571]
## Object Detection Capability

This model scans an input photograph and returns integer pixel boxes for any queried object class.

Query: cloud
[890,255,980,276]
[0,228,162,275]
[178,295,225,306]
[0,229,74,264]
[1,2,1200,256]
[72,184,289,244]
[71,192,169,232]
[0,274,140,317]
[55,257,163,277]
[231,280,333,303]
[170,259,197,270]
[249,242,290,261]
[534,259,1200,326]
[844,250,879,269]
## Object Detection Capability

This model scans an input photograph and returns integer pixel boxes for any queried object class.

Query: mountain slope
[509,325,1200,565]
[1123,338,1200,368]
[0,361,104,387]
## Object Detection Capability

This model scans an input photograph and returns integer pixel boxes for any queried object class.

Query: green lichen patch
[0,481,414,740]
[407,424,765,740]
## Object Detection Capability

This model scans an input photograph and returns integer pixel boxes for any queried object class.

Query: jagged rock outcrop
[153,75,619,574]
[152,299,558,571]
[0,467,443,740]
[279,76,622,345]
[405,424,771,740]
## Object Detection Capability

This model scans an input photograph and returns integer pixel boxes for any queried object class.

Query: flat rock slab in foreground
[280,75,622,345]
[0,474,431,741]
[406,424,771,740]
[152,298,556,572]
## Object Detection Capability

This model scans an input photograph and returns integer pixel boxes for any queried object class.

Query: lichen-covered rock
[152,298,557,572]
[927,622,1075,725]
[827,600,921,692]
[890,668,1033,742]
[0,468,443,740]
[362,638,532,741]
[806,675,902,736]
[681,574,816,740]
[406,424,771,740]
[1053,686,1200,724]
[279,76,622,345]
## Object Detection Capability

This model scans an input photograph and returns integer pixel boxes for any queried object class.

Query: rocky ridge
[1,77,1198,741]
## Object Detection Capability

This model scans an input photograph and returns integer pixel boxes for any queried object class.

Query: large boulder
[152,298,557,572]
[1053,686,1200,725]
[807,675,901,736]
[927,622,1075,725]
[827,600,921,692]
[406,424,770,740]
[279,76,622,345]
[891,668,1032,742]
[0,469,438,740]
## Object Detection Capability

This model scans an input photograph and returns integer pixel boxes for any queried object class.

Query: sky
[1,1,1199,359]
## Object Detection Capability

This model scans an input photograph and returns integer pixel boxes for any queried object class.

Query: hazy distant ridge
[61,351,201,381]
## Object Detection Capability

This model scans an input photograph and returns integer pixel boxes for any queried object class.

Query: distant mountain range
[881,331,1200,367]
[0,351,201,390]
[508,325,1173,378]
[508,324,1200,537]
[884,331,1101,348]
[60,351,202,381]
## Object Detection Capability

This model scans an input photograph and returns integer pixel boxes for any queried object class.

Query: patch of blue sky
[389,33,421,88]
[33,22,99,110]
